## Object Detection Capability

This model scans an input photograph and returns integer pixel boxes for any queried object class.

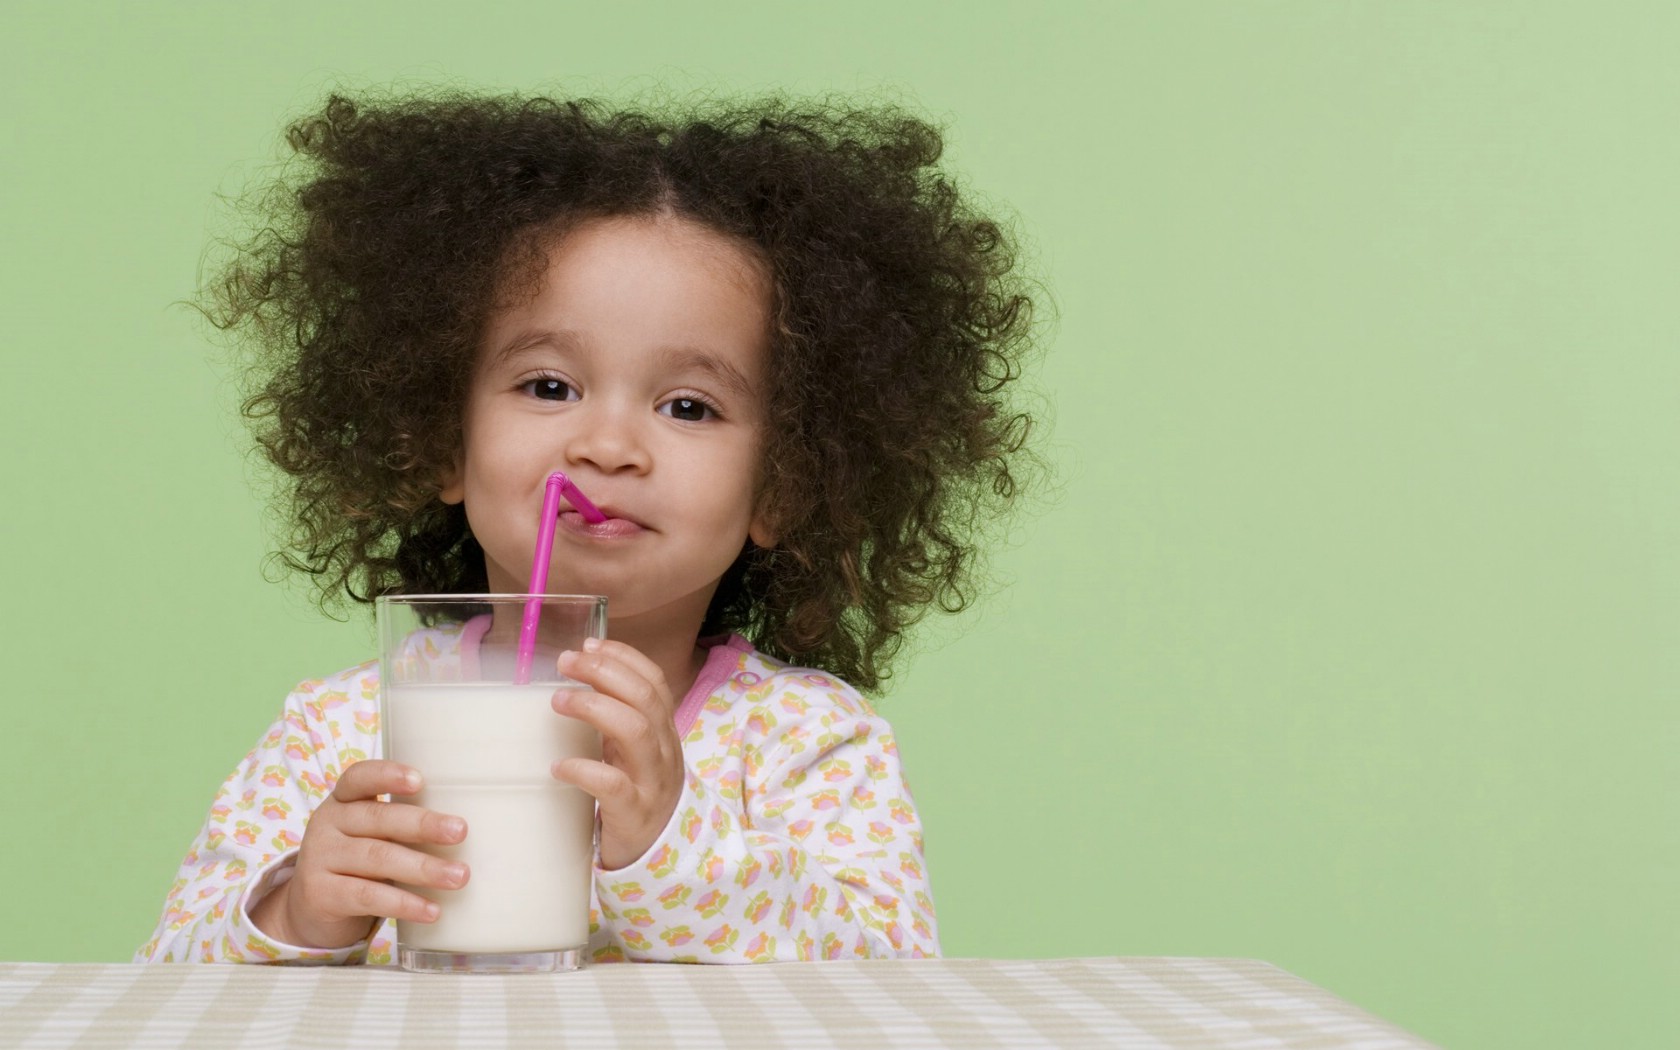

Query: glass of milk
[377,594,607,974]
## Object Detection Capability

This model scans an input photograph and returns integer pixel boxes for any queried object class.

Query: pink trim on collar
[674,634,753,738]
[458,614,494,679]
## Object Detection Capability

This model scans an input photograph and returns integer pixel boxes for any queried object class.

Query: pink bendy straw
[515,471,606,684]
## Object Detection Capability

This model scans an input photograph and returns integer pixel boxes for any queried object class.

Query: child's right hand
[247,760,468,949]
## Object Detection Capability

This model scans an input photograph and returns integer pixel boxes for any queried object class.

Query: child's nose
[563,403,650,474]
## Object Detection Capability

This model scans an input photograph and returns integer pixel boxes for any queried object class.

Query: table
[0,957,1435,1049]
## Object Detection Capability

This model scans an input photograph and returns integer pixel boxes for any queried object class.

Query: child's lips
[558,508,644,539]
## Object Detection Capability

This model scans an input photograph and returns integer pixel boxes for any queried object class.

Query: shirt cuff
[594,765,709,882]
[229,851,371,965]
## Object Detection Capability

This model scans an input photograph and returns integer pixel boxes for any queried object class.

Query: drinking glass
[377,594,606,974]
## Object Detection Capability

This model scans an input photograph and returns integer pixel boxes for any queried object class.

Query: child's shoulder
[686,637,898,770]
[288,658,381,704]
[704,635,878,720]
[286,620,469,704]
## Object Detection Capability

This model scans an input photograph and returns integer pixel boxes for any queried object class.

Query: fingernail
[445,864,468,885]
[423,901,440,920]
[582,637,602,652]
[402,769,421,790]
[443,817,466,839]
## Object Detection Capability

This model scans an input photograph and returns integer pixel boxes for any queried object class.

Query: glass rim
[374,593,607,606]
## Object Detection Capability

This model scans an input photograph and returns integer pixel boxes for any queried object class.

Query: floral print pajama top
[137,627,938,965]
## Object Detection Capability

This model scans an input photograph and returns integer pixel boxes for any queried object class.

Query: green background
[3,2,1675,1046]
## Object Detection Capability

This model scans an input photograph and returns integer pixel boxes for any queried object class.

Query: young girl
[137,90,1039,966]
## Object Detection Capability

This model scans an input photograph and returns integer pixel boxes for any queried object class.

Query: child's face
[440,213,775,628]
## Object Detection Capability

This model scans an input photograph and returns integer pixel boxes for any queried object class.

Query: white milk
[384,682,600,954]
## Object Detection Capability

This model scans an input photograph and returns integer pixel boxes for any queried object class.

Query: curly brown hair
[210,89,1041,690]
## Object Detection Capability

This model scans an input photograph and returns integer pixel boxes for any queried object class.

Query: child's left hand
[552,638,686,871]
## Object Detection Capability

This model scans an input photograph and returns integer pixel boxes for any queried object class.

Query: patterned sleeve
[134,668,382,964]
[591,669,940,962]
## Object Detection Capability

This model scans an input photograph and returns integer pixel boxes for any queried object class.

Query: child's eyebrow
[655,346,757,401]
[488,328,580,368]
[489,328,757,401]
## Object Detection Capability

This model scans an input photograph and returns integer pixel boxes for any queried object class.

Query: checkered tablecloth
[0,956,1435,1048]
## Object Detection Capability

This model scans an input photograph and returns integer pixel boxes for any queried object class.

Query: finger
[552,756,635,807]
[331,759,423,803]
[558,645,670,722]
[582,638,670,695]
[552,688,665,773]
[332,834,470,893]
[318,870,444,926]
[335,800,467,846]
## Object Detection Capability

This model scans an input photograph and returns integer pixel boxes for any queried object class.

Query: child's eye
[523,378,578,402]
[660,397,717,422]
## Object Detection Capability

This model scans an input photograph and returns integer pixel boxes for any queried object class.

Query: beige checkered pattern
[0,957,1436,1048]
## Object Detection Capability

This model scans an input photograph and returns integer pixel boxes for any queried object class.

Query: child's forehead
[550,215,767,294]
[496,213,769,300]
[476,214,773,373]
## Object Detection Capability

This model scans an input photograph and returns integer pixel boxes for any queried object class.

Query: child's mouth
[558,509,643,539]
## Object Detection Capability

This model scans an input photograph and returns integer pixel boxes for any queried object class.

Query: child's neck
[602,607,712,705]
